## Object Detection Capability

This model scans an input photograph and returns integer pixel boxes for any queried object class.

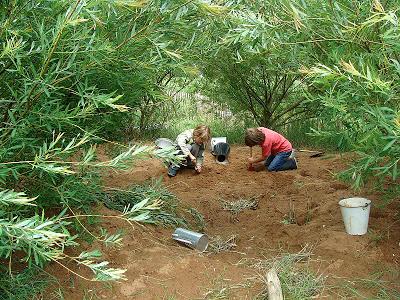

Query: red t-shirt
[259,127,292,157]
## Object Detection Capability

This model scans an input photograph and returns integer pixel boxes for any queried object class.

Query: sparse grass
[221,196,259,222]
[368,229,384,246]
[203,286,230,300]
[186,207,207,232]
[203,275,253,300]
[241,246,325,299]
[208,235,238,254]
[0,266,61,300]
[333,276,400,299]
[305,200,313,224]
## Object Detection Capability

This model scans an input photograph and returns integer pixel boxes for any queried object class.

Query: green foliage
[249,247,325,300]
[153,97,251,144]
[0,0,398,296]
[103,178,186,227]
[297,0,400,190]
[336,106,399,189]
[0,0,207,288]
[193,0,399,192]
[192,1,320,129]
[0,266,58,300]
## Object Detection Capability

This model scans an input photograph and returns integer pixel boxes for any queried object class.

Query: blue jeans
[265,151,296,171]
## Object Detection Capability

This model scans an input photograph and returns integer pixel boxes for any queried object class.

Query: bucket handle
[339,198,371,208]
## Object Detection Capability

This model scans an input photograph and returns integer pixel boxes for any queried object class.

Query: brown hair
[193,124,211,143]
[245,128,265,146]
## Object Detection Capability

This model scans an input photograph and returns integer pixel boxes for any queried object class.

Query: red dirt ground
[46,146,400,299]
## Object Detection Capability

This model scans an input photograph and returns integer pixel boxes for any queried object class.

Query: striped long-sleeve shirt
[175,129,205,166]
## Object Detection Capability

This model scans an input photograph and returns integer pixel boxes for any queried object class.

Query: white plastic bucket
[339,197,371,235]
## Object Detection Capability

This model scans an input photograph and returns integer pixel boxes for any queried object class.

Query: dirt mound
[47,146,400,299]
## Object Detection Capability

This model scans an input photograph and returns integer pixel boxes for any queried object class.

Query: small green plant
[186,207,207,232]
[282,198,296,225]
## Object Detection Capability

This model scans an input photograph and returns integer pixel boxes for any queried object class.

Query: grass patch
[186,207,207,232]
[208,235,238,254]
[203,275,253,300]
[103,178,207,231]
[240,246,325,299]
[0,266,61,300]
[221,196,259,222]
[332,271,400,299]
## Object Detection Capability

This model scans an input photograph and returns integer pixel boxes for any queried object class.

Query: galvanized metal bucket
[172,228,208,252]
[155,138,175,149]
[210,137,227,152]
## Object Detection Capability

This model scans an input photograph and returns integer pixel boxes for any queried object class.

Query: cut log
[266,268,283,300]
[299,149,325,158]
[299,149,324,153]
[309,152,324,158]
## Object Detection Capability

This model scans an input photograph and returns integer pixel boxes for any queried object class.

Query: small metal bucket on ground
[155,138,175,149]
[213,142,230,164]
[172,228,209,252]
[210,137,227,152]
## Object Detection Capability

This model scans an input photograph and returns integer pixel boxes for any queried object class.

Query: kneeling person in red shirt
[245,127,297,172]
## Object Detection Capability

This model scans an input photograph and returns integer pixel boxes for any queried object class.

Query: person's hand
[195,165,202,173]
[189,154,196,163]
[248,157,256,164]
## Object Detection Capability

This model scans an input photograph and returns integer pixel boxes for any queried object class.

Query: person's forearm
[196,147,205,166]
[252,156,266,163]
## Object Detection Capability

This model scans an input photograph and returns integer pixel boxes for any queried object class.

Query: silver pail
[172,228,208,252]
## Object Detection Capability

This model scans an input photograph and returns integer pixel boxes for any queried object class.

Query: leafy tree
[0,0,201,285]
[195,1,321,129]
[197,0,399,190]
[296,0,399,189]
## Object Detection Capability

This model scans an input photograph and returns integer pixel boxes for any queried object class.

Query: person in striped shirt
[167,125,211,177]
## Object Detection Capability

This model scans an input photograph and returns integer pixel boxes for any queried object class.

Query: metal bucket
[213,142,230,164]
[211,137,227,152]
[155,138,175,149]
[172,228,208,252]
